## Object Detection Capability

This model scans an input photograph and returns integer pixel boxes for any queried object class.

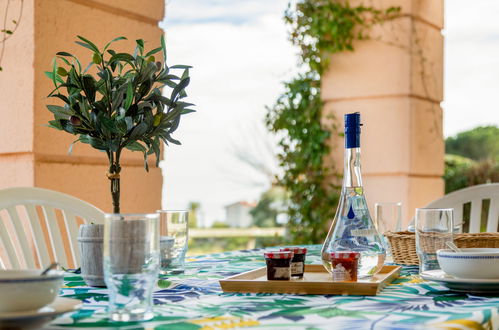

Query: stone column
[0,0,165,213]
[322,1,444,226]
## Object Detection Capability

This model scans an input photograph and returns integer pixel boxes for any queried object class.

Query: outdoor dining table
[51,245,499,329]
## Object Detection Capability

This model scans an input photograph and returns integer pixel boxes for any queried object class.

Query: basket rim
[384,231,499,237]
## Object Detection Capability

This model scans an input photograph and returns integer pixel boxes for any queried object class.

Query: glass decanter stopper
[321,112,386,278]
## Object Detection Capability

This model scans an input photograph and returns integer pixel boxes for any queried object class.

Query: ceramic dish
[0,269,64,312]
[421,269,499,294]
[0,297,81,329]
[436,248,499,279]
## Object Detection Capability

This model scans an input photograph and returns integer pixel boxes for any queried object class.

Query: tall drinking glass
[374,202,402,263]
[415,208,454,273]
[103,213,159,322]
[157,210,189,275]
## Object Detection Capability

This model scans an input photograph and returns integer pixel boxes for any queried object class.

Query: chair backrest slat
[6,207,35,268]
[0,213,19,269]
[42,206,68,266]
[469,199,482,233]
[24,204,50,268]
[0,187,105,269]
[453,203,463,233]
[63,210,79,266]
[423,183,499,233]
[487,197,499,232]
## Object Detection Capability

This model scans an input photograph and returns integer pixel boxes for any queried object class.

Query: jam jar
[280,247,308,278]
[264,251,294,280]
[330,251,360,282]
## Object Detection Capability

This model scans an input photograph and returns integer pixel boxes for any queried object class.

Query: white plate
[421,270,499,294]
[0,297,81,329]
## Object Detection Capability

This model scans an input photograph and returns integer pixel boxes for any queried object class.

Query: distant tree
[444,126,499,193]
[226,119,282,190]
[446,126,499,161]
[211,221,229,228]
[187,201,200,228]
[444,154,474,193]
[250,186,287,227]
[466,159,499,186]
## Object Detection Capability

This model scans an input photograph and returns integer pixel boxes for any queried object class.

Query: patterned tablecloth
[52,245,499,330]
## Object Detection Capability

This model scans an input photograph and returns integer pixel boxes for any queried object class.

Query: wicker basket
[384,231,499,265]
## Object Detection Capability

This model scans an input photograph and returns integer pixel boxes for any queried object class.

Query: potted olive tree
[46,36,194,285]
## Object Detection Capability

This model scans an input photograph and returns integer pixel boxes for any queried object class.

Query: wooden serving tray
[219,265,401,296]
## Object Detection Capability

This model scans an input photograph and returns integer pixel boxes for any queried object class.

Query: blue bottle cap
[345,112,361,129]
[344,112,362,148]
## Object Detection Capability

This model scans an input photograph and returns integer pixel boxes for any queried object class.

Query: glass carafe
[321,112,386,278]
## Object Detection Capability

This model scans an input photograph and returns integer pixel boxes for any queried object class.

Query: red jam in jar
[330,251,360,282]
[280,247,308,278]
[264,251,294,280]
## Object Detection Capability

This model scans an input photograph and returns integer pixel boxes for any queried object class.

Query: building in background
[225,201,256,228]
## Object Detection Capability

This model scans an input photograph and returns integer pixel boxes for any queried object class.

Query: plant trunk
[111,175,120,213]
[108,151,121,213]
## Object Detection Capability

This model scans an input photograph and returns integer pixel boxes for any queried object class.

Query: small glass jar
[330,251,359,282]
[264,251,294,280]
[280,247,308,278]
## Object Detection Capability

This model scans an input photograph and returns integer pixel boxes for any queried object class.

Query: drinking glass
[374,202,402,263]
[415,208,454,274]
[157,210,189,275]
[103,213,159,322]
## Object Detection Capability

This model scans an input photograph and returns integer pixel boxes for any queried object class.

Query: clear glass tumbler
[374,202,402,263]
[157,210,189,275]
[103,213,159,322]
[415,208,454,274]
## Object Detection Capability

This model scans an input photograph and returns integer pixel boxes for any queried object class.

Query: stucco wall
[0,0,165,213]
[322,0,445,226]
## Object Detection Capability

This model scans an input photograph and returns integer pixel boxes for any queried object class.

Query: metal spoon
[446,241,462,253]
[40,262,59,276]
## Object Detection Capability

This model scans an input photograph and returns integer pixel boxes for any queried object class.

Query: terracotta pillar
[0,0,165,213]
[322,1,444,226]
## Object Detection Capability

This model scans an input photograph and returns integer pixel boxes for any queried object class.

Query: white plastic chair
[0,187,105,270]
[424,183,499,233]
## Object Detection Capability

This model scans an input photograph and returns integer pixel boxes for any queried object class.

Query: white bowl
[437,248,499,279]
[0,269,64,313]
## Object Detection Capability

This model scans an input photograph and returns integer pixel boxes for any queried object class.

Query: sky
[443,0,499,136]
[159,0,295,226]
[160,0,499,226]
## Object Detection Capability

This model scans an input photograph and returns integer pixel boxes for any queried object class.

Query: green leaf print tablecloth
[52,246,499,329]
